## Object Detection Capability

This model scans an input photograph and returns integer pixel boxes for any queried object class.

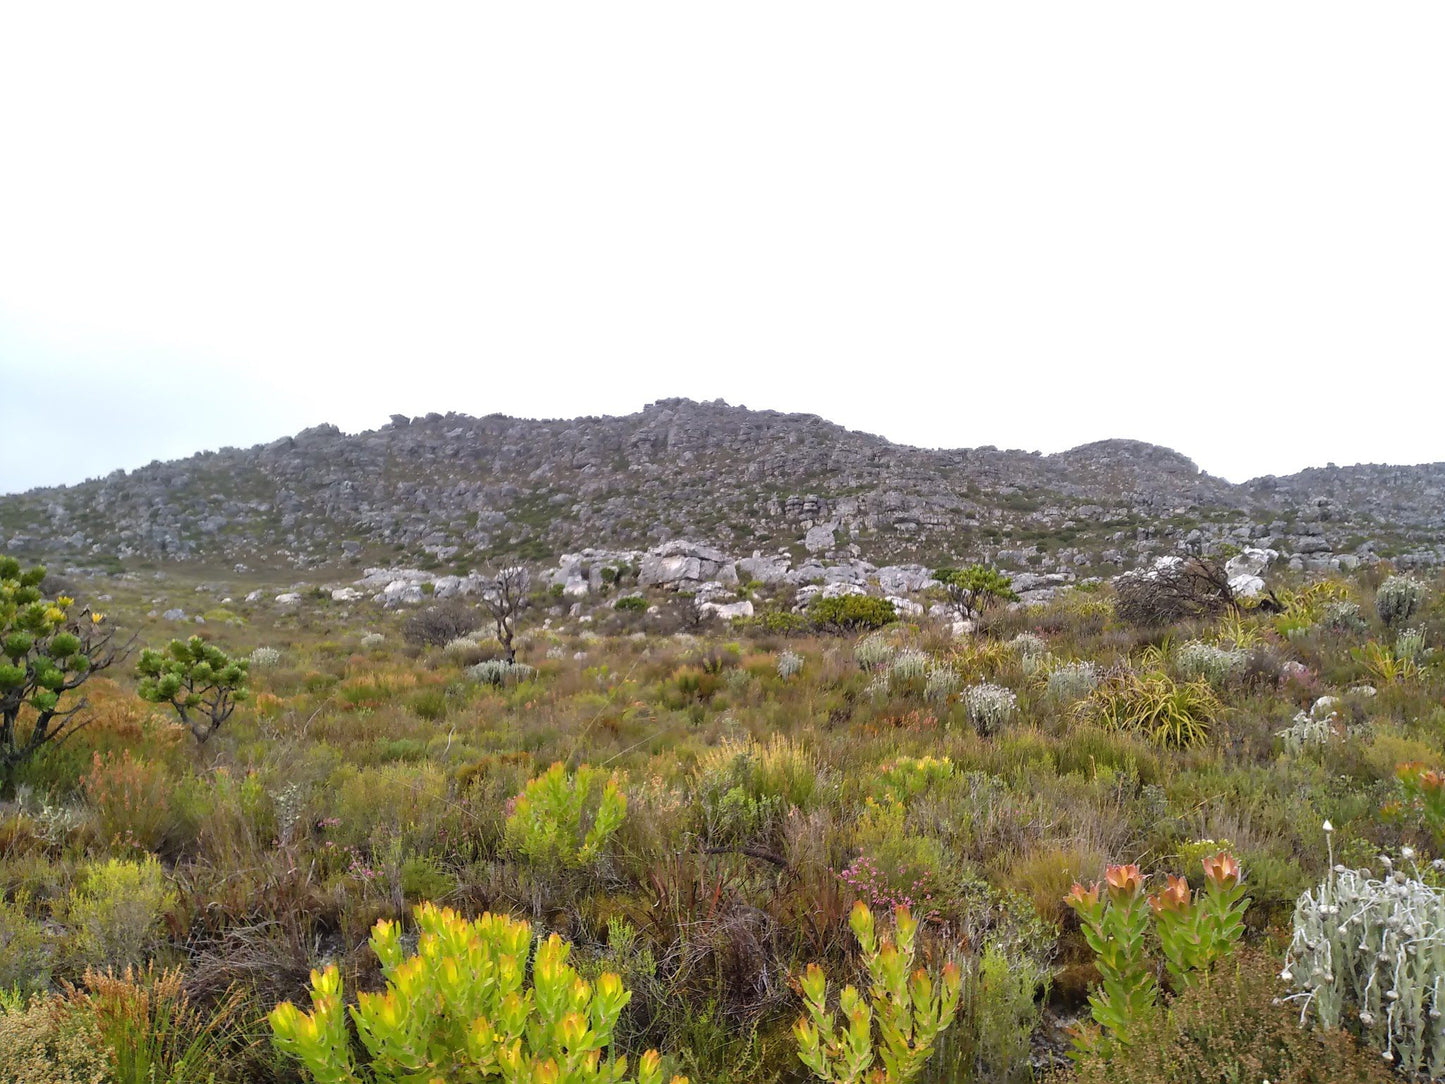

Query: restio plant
[1285,842,1445,1077]
[135,636,250,745]
[1077,668,1218,748]
[1064,853,1247,1058]
[0,558,122,786]
[504,761,626,869]
[271,902,687,1084]
[933,565,1019,620]
[794,902,963,1084]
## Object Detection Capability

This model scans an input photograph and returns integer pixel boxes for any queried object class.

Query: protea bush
[1065,853,1247,1057]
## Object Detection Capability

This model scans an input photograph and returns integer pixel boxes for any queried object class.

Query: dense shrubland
[2,561,1445,1080]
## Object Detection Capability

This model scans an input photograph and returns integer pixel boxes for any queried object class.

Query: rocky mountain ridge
[3,399,1443,576]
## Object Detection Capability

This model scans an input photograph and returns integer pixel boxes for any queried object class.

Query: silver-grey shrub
[1396,626,1429,666]
[1174,640,1247,687]
[889,648,929,683]
[1285,856,1445,1076]
[360,632,386,649]
[924,666,961,703]
[467,659,537,686]
[1010,632,1047,658]
[854,633,896,672]
[1377,575,1426,628]
[1045,661,1099,704]
[249,646,282,669]
[1276,710,1337,754]
[963,682,1018,735]
[776,649,804,679]
[1323,600,1368,635]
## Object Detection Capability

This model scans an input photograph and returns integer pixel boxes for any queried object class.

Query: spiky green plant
[1077,669,1217,748]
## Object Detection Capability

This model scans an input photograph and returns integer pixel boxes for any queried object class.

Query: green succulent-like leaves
[1,560,110,780]
[137,636,250,743]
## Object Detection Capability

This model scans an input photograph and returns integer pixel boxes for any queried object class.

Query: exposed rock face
[3,398,1443,572]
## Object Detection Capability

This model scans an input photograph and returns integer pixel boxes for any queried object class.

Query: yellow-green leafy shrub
[61,855,174,972]
[270,902,687,1084]
[0,892,52,995]
[794,902,962,1084]
[504,761,626,869]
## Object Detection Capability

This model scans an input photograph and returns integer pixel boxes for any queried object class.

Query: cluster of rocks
[5,400,1445,574]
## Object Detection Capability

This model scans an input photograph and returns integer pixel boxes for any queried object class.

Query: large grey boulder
[876,565,937,595]
[638,540,727,588]
[803,522,839,554]
[738,554,792,583]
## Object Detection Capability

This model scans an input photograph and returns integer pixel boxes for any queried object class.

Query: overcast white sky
[2,4,1442,494]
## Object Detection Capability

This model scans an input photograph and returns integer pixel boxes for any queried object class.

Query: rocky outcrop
[2,399,1441,572]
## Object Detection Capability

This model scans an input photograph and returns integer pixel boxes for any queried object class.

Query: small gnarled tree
[480,566,529,663]
[0,558,125,789]
[136,636,250,744]
[933,565,1019,620]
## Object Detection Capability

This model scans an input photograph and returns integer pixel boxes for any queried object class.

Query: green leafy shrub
[614,595,648,613]
[1067,950,1394,1084]
[810,595,898,633]
[794,902,962,1084]
[61,856,174,973]
[135,636,250,745]
[742,610,808,636]
[1064,853,1247,1058]
[270,902,687,1084]
[933,565,1019,619]
[0,893,52,996]
[0,557,121,787]
[504,762,626,869]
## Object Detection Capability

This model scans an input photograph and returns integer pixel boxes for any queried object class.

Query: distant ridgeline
[3,399,1444,574]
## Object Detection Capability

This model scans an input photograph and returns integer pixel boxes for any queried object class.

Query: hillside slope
[3,399,1442,573]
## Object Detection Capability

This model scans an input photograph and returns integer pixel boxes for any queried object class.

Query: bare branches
[479,566,530,663]
[1114,556,1238,627]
